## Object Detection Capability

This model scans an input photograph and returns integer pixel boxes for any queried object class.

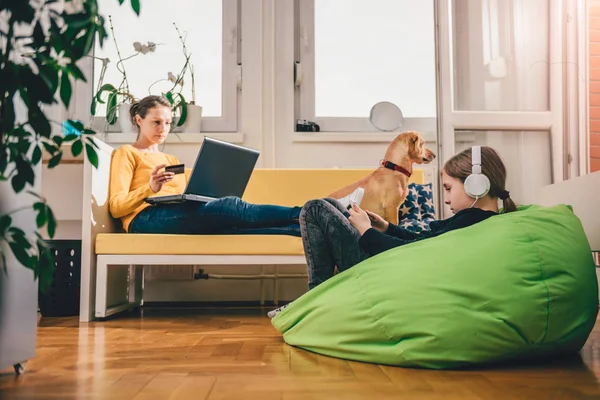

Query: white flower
[56,51,71,67]
[134,42,156,55]
[168,72,177,83]
[58,57,72,67]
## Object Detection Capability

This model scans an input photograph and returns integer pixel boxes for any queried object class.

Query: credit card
[165,163,185,174]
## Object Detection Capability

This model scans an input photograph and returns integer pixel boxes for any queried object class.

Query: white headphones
[463,146,490,199]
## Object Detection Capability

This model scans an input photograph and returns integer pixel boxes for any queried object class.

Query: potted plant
[91,20,198,133]
[172,22,202,133]
[0,0,140,375]
[147,62,191,131]
[90,16,154,133]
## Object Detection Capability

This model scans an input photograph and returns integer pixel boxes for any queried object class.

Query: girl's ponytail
[498,190,517,213]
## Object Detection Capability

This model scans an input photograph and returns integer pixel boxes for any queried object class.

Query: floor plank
[1,308,599,399]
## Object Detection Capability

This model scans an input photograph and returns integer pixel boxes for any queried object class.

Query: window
[451,0,549,111]
[91,0,240,132]
[295,0,437,134]
[434,0,575,217]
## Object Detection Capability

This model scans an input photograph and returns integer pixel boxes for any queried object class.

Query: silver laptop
[145,137,260,205]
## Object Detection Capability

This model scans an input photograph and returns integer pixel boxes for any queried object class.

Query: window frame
[436,0,586,217]
[294,0,438,134]
[83,0,240,133]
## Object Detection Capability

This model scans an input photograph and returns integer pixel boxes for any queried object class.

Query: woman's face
[135,105,172,145]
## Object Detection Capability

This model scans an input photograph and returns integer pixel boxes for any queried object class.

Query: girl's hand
[365,210,389,232]
[149,164,174,193]
[348,203,372,235]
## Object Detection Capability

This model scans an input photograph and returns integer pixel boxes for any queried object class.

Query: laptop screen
[185,137,260,198]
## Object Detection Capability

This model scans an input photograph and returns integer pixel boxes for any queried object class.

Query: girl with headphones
[268,145,517,319]
[346,145,517,257]
[442,145,517,214]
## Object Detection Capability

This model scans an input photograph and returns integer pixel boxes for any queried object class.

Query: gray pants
[299,198,370,290]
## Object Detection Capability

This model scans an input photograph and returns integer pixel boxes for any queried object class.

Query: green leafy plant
[0,0,141,289]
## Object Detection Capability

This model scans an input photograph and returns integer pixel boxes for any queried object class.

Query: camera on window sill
[296,119,320,132]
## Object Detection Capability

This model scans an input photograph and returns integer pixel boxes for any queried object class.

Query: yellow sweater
[109,145,187,232]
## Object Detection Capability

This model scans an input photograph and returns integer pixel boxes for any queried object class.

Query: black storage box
[38,240,82,317]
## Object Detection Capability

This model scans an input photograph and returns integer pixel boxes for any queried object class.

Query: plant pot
[118,104,134,134]
[173,104,202,133]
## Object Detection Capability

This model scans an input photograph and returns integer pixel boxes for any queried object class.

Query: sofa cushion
[96,234,304,255]
[398,182,435,233]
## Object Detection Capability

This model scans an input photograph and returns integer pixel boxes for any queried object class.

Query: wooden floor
[1,308,600,400]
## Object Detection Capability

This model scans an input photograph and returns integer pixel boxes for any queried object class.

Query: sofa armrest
[536,171,600,252]
[80,137,119,321]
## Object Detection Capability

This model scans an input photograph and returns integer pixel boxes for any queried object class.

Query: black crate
[38,240,81,317]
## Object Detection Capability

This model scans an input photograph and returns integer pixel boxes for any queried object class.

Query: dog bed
[271,204,598,369]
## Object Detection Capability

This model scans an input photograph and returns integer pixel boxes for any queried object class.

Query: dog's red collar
[381,160,412,178]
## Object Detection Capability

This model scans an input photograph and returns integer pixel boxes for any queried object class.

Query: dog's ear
[409,134,420,149]
[408,133,422,156]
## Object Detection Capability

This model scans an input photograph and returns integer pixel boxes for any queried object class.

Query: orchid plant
[173,22,196,105]
[91,19,192,128]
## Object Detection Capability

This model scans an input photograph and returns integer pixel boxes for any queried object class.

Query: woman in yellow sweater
[109,96,362,236]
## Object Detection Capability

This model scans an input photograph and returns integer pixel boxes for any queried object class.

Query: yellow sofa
[80,138,425,321]
[96,168,425,255]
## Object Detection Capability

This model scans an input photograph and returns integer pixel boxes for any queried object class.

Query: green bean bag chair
[271,204,598,369]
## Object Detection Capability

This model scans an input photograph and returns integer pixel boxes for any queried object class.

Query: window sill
[104,132,245,144]
[292,131,438,143]
[42,133,245,162]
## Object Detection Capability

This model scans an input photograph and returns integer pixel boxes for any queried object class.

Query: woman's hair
[129,95,172,134]
[443,146,517,213]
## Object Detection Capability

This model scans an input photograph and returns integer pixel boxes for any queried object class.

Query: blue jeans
[299,198,370,289]
[129,196,301,236]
